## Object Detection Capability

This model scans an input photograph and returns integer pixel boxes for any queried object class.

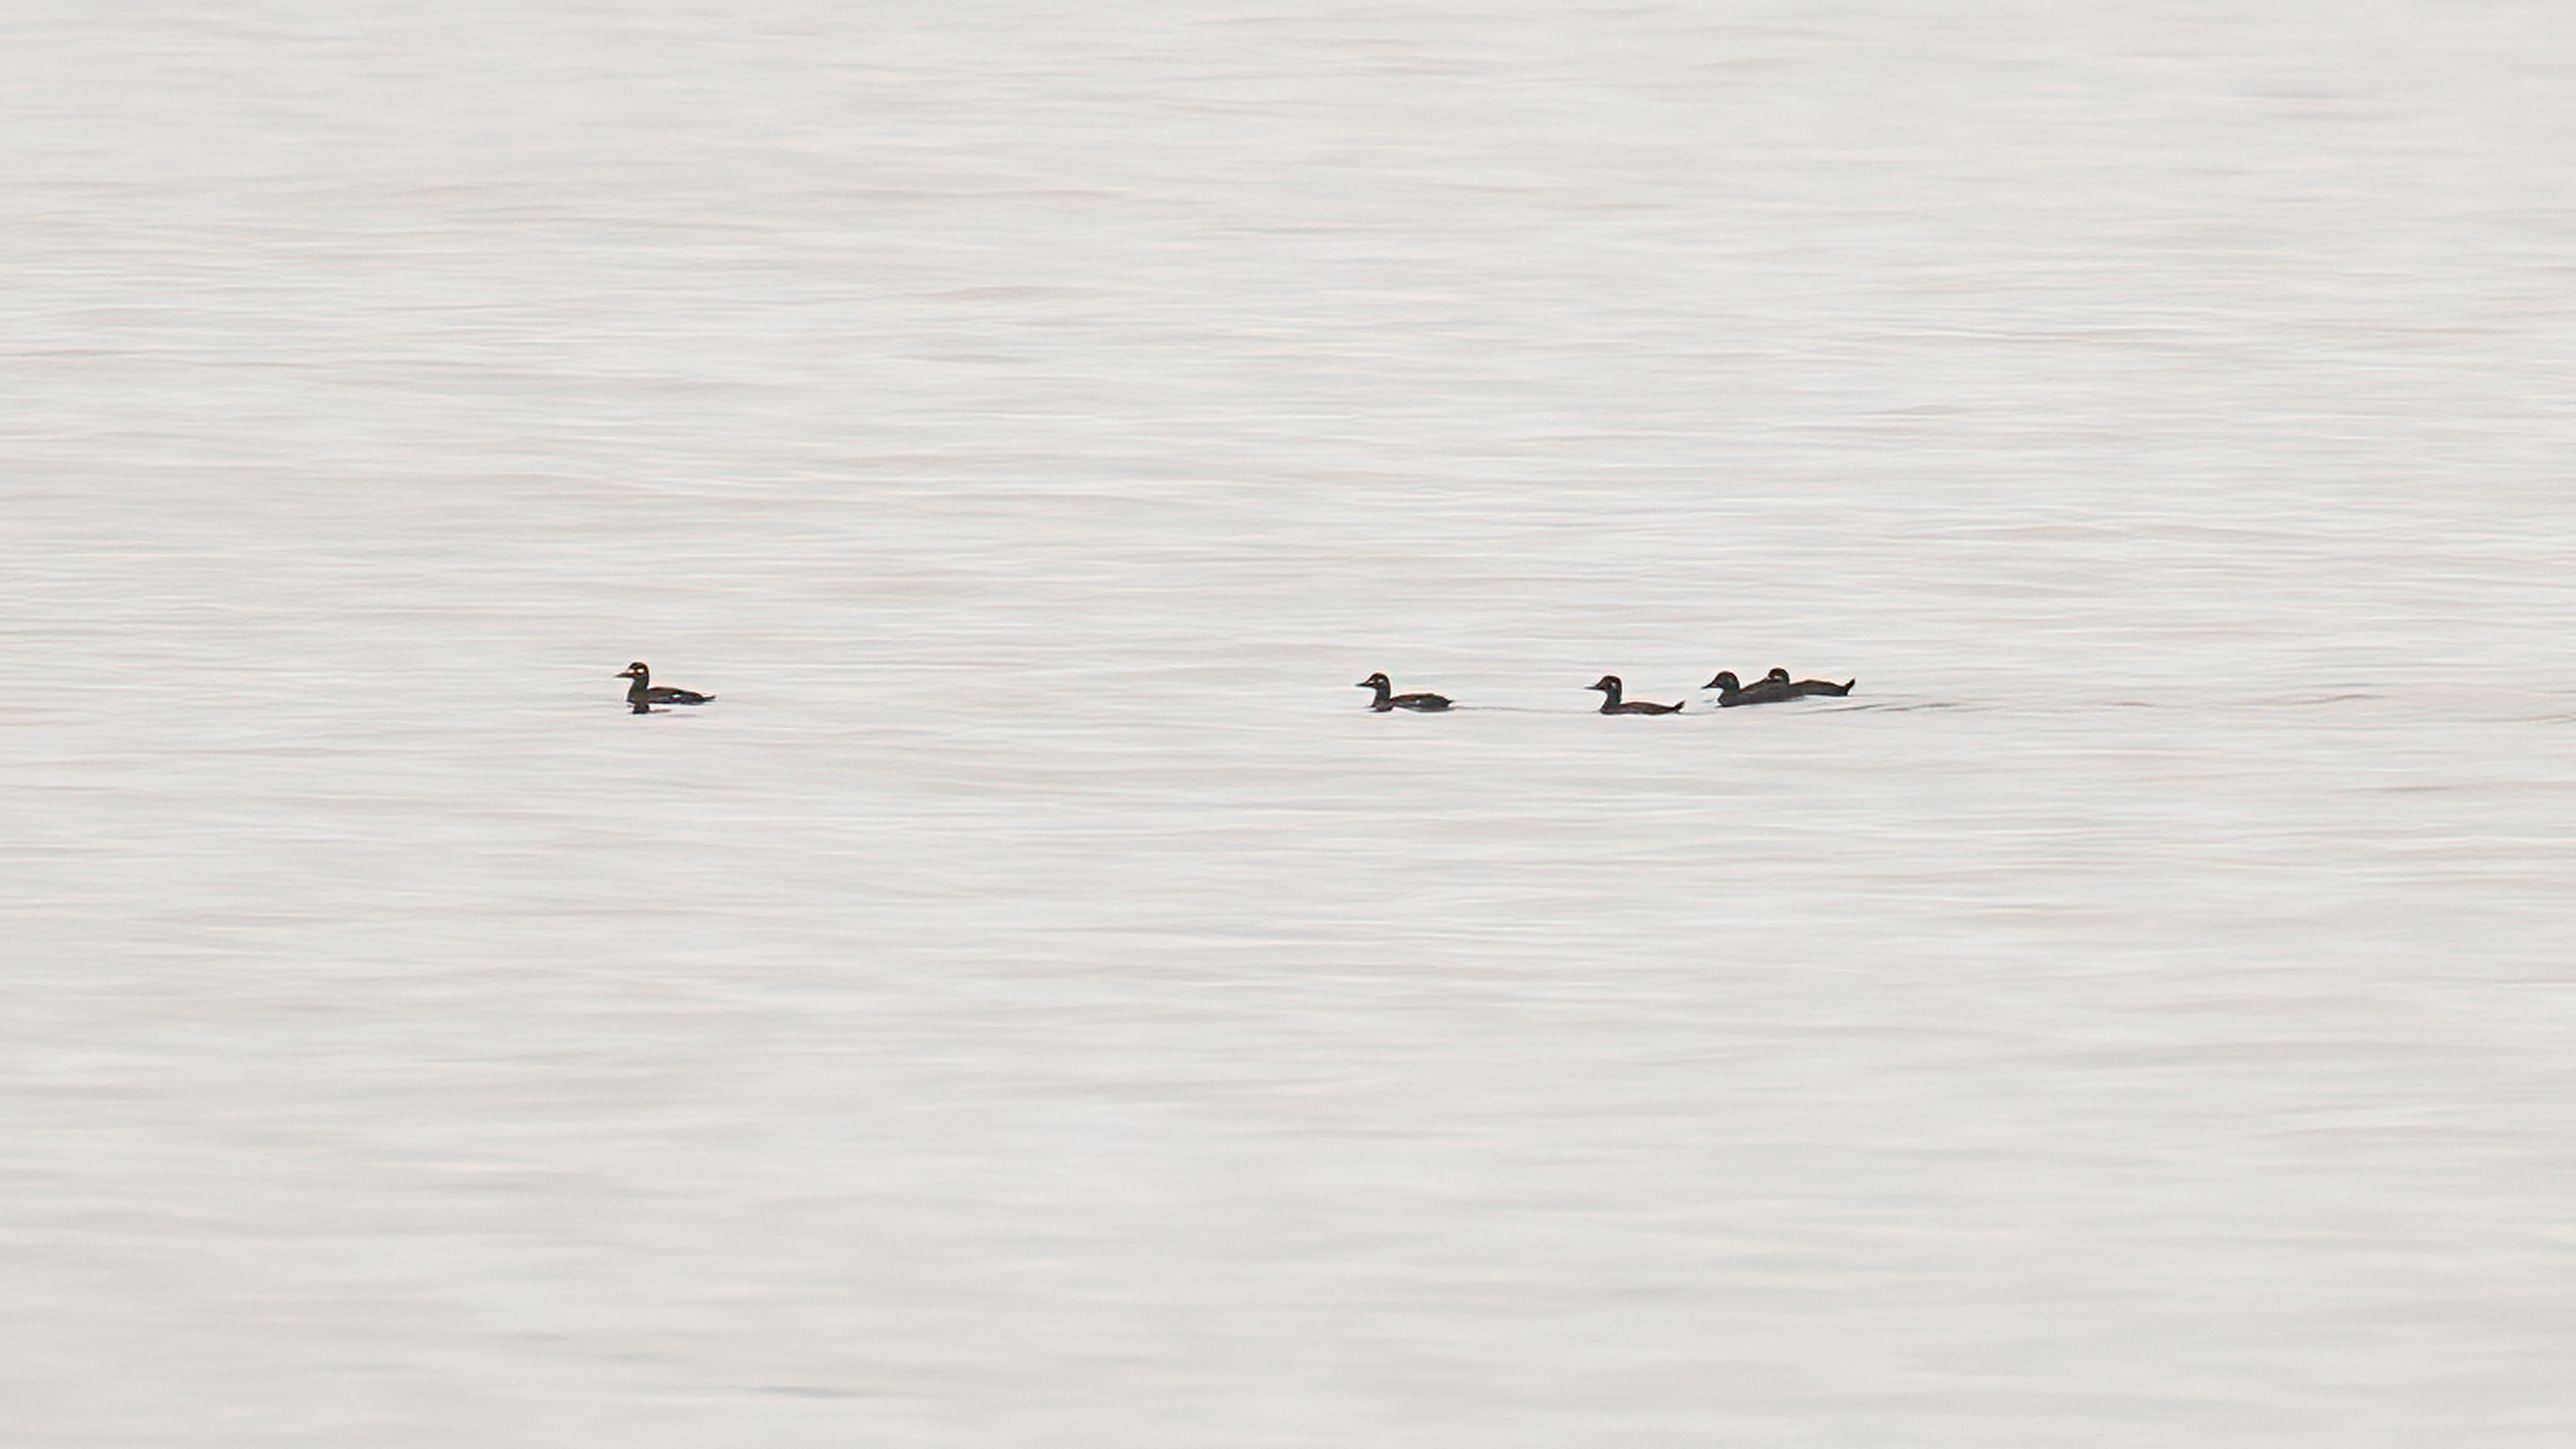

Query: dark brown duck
[1704,670,1792,707]
[1588,675,1684,714]
[1764,666,1855,698]
[618,661,715,713]
[1356,672,1453,712]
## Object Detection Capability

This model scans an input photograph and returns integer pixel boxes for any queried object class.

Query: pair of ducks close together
[1356,669,1855,714]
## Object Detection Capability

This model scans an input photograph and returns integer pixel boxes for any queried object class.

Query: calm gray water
[7,2,2575,1443]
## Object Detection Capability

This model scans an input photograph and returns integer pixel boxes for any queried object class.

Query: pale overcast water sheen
[7,2,2576,1444]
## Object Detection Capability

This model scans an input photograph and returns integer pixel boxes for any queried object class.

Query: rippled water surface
[8,2,2575,1444]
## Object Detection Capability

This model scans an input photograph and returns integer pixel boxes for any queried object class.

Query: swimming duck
[1704,670,1792,707]
[1356,673,1453,712]
[1588,676,1684,714]
[1765,666,1855,698]
[618,661,715,712]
